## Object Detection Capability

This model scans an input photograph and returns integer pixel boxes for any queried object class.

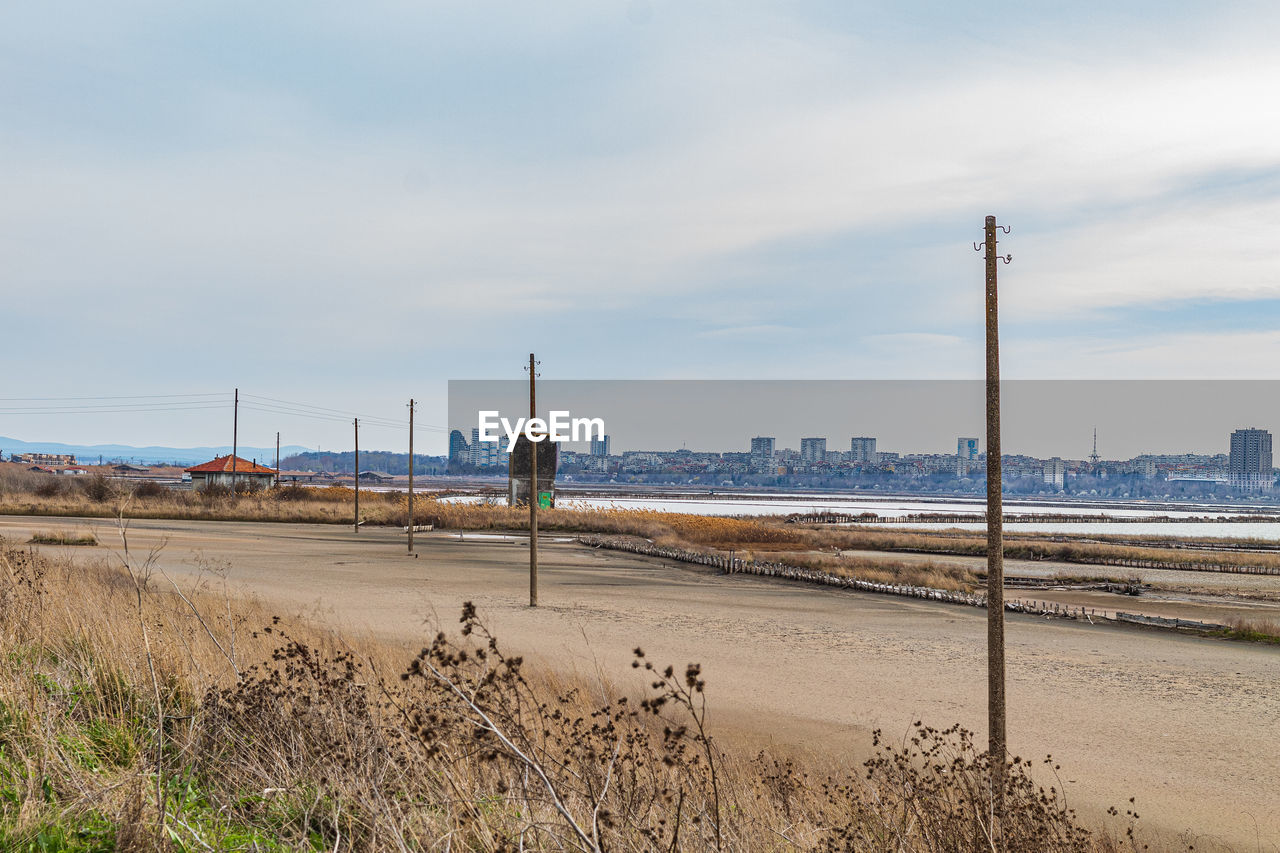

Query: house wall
[191,471,276,491]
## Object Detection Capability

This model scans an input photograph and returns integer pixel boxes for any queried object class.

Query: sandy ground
[3,516,1278,850]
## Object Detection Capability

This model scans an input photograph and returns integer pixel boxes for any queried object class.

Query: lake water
[446,492,1266,528]
[878,521,1280,541]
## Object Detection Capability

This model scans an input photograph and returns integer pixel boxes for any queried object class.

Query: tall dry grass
[0,534,1178,851]
[402,497,804,548]
[0,474,406,526]
[5,466,1278,577]
[799,526,1280,573]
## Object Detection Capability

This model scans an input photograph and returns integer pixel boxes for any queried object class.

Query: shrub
[272,484,313,502]
[28,531,97,546]
[33,477,62,498]
[198,483,232,501]
[79,474,116,503]
[131,480,168,499]
[235,479,264,496]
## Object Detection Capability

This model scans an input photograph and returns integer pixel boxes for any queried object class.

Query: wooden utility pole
[408,399,415,554]
[528,352,539,607]
[275,431,280,488]
[354,417,360,533]
[982,214,1009,829]
[231,388,239,492]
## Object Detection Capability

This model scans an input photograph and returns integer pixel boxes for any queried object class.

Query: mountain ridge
[0,436,314,465]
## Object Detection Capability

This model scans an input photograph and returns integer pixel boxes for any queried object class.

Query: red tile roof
[185,455,277,474]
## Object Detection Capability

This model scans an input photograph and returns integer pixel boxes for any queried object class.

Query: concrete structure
[466,428,509,468]
[590,435,611,457]
[508,435,557,507]
[957,437,979,461]
[800,437,827,464]
[749,436,775,472]
[1042,457,1066,489]
[448,429,468,461]
[185,455,277,491]
[1229,428,1273,491]
[849,436,876,463]
[11,452,76,466]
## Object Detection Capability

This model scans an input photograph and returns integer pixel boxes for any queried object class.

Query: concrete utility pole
[528,352,539,607]
[353,417,360,533]
[408,399,415,554]
[231,388,239,492]
[981,214,1011,830]
[275,431,280,488]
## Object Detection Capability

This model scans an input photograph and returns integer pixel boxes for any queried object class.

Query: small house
[184,455,277,491]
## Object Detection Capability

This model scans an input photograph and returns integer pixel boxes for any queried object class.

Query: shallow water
[882,520,1280,541]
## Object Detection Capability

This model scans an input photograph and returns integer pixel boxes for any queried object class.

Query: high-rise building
[449,430,468,461]
[957,437,979,461]
[800,437,827,464]
[1042,456,1066,489]
[1229,428,1273,491]
[468,427,506,468]
[850,437,877,463]
[750,436,775,473]
[590,435,611,457]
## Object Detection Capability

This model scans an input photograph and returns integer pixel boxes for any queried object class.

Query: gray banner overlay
[448,380,1280,460]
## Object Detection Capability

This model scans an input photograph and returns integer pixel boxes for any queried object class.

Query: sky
[5,1,1280,455]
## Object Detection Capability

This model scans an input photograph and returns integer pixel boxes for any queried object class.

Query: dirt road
[4,516,1277,849]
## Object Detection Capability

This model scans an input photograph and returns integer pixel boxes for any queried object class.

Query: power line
[0,393,227,401]
[241,393,446,431]
[238,399,401,425]
[239,401,400,426]
[241,392,384,420]
[0,403,230,415]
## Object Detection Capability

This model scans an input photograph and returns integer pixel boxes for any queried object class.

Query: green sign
[538,491,553,508]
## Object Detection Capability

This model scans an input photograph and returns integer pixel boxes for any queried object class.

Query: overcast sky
[5,2,1280,454]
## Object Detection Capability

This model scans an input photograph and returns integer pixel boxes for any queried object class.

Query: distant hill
[0,436,313,466]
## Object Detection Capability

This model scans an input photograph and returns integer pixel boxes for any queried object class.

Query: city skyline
[449,426,1256,468]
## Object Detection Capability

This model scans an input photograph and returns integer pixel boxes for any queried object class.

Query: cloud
[3,1,1280,449]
